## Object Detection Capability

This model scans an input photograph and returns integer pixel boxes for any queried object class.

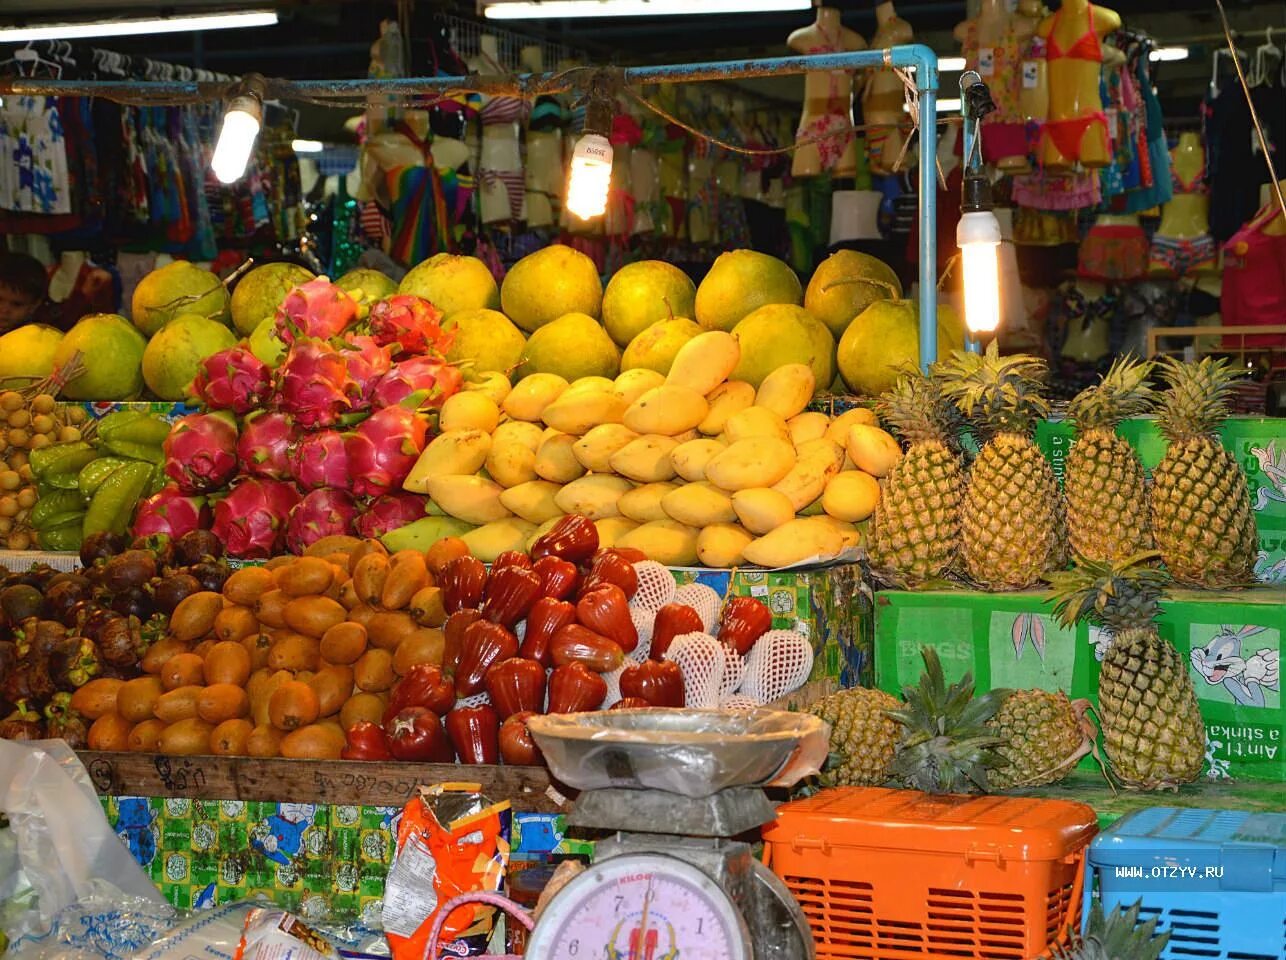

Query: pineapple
[1151,356,1258,586]
[1048,553,1206,789]
[1043,900,1169,960]
[809,686,902,786]
[887,647,1008,794]
[869,371,965,585]
[938,343,1059,589]
[987,689,1095,790]
[1065,358,1155,564]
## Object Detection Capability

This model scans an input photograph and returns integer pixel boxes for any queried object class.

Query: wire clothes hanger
[1248,27,1282,86]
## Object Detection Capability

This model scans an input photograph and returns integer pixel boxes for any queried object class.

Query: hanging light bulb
[958,176,1002,338]
[211,73,267,184]
[565,77,615,220]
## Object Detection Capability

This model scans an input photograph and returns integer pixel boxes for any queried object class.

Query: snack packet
[233,908,340,960]
[383,783,511,959]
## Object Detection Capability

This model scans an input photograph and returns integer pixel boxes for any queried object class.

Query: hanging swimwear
[1038,6,1109,163]
[1221,206,1286,348]
[962,20,1027,163]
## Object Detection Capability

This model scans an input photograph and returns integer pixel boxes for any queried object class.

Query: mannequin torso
[862,2,914,174]
[1036,0,1119,168]
[955,0,1028,170]
[522,45,562,228]
[1157,133,1210,239]
[471,35,526,224]
[788,6,865,178]
[1015,0,1048,123]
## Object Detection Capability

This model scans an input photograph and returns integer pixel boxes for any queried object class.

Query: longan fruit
[0,391,22,412]
[8,451,26,469]
[8,429,29,448]
[66,407,87,425]
[30,414,53,434]
[7,530,31,550]
[0,471,19,491]
[0,518,13,534]
[17,465,32,482]
[16,488,36,509]
[27,434,50,450]
[0,497,18,518]
[30,394,55,415]
[7,410,30,429]
[57,426,81,443]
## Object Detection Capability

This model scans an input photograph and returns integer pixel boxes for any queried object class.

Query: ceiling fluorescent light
[1149,46,1189,62]
[292,139,324,153]
[0,10,278,43]
[939,56,966,71]
[484,0,810,18]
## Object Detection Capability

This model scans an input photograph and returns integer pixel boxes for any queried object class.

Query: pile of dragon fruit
[132,278,462,558]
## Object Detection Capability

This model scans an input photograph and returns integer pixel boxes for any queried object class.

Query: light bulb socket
[225,71,267,119]
[962,173,993,213]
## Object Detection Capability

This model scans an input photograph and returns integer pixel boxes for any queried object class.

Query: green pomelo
[837,299,966,397]
[142,314,237,401]
[621,318,702,375]
[0,324,63,381]
[501,244,603,332]
[336,269,397,318]
[731,304,835,390]
[695,250,802,332]
[229,262,314,336]
[601,261,696,347]
[400,254,500,318]
[445,308,528,380]
[804,250,903,339]
[522,312,620,381]
[249,318,287,368]
[133,261,231,337]
[52,314,147,400]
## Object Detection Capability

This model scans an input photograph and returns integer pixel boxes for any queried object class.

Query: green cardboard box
[1035,416,1286,584]
[874,586,1285,783]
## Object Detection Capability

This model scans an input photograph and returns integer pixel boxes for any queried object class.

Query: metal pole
[959,70,981,354]
[1,46,943,366]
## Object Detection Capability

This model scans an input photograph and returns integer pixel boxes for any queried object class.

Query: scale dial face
[526,853,753,960]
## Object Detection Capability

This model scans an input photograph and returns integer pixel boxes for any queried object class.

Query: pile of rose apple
[132,279,464,556]
[347,515,814,764]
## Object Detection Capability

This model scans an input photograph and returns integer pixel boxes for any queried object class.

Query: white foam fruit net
[718,694,760,712]
[514,619,527,645]
[740,630,814,705]
[719,644,746,699]
[663,631,725,708]
[601,662,628,708]
[631,560,677,611]
[672,582,721,632]
[628,605,656,662]
[457,691,492,709]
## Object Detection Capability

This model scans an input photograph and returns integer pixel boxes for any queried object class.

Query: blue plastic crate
[1085,807,1286,960]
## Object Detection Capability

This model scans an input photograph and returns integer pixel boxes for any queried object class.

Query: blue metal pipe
[2,44,942,366]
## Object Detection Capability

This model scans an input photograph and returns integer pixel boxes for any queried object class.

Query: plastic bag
[0,739,170,949]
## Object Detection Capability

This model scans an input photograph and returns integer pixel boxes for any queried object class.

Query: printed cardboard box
[874,587,1285,783]
[1036,416,1286,584]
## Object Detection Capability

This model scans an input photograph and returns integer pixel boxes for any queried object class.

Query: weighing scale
[526,709,825,960]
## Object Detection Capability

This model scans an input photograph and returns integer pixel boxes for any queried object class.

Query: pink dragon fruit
[237,411,296,480]
[286,489,357,554]
[277,338,353,429]
[132,485,211,540]
[345,406,428,497]
[371,356,465,409]
[368,294,454,356]
[212,478,301,559]
[289,429,350,491]
[354,492,429,539]
[275,277,359,344]
[340,334,392,410]
[191,346,272,414]
[163,412,239,494]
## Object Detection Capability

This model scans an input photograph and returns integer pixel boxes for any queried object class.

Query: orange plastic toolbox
[763,787,1099,959]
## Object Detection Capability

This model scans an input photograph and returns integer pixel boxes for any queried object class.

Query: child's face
[0,285,39,327]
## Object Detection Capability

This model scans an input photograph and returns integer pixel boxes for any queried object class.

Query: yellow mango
[426,475,512,524]
[787,411,831,447]
[573,423,639,473]
[610,435,680,483]
[698,381,755,435]
[810,515,862,551]
[541,390,628,436]
[772,439,845,510]
[624,385,709,436]
[742,518,844,568]
[661,481,736,527]
[697,523,754,568]
[461,518,539,562]
[822,471,881,522]
[463,370,511,406]
[439,391,500,434]
[731,487,796,535]
[595,516,641,548]
[485,439,539,488]
[705,437,796,492]
[554,474,634,520]
[403,430,491,492]
[670,437,727,482]
[534,433,587,483]
[666,330,740,395]
[562,376,617,397]
[493,420,544,451]
[618,482,679,523]
[755,363,816,420]
[846,424,903,478]
[724,406,790,444]
[502,373,569,421]
[824,406,878,446]
[498,480,565,524]
[614,368,666,405]
[616,519,700,566]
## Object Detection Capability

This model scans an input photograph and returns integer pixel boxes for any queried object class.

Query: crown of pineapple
[1154,355,1240,442]
[887,646,1008,794]
[877,369,965,450]
[1046,551,1169,635]
[1044,901,1170,960]
[936,341,1050,439]
[1068,356,1154,432]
